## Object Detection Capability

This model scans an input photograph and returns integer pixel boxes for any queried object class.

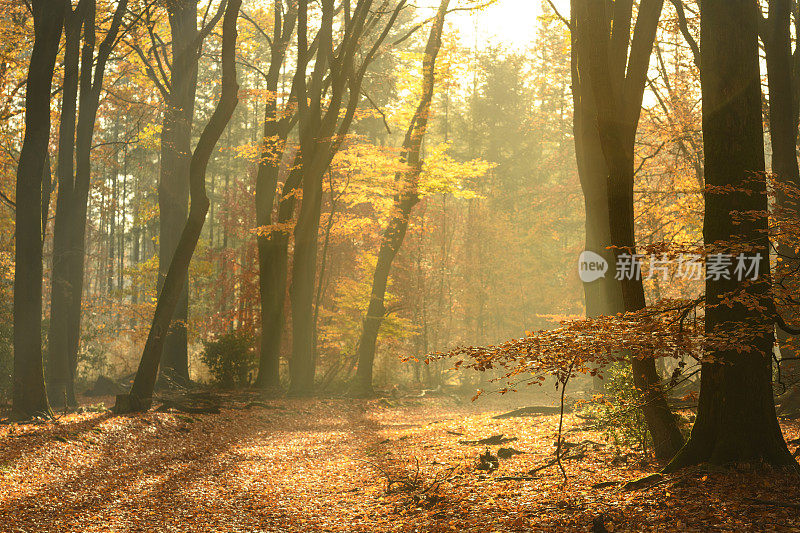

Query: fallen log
[492,406,566,419]
[623,473,663,491]
[459,434,517,446]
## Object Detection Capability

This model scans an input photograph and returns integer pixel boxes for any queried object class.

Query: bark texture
[115,0,241,413]
[13,0,65,420]
[666,0,797,471]
[573,0,684,462]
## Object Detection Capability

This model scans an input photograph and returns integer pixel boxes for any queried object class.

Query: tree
[570,1,622,342]
[288,0,407,395]
[127,0,228,385]
[665,0,796,470]
[350,0,450,397]
[47,0,128,408]
[252,0,298,391]
[761,0,800,379]
[114,0,241,413]
[573,0,684,461]
[12,0,65,420]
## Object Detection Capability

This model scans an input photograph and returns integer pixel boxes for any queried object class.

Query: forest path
[0,396,799,532]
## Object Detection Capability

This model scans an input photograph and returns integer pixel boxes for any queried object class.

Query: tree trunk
[114,0,241,413]
[47,0,127,407]
[763,0,800,377]
[256,157,302,389]
[47,2,84,407]
[289,158,324,396]
[287,0,406,396]
[157,1,200,386]
[666,0,797,471]
[577,0,684,462]
[13,0,64,420]
[570,4,624,392]
[254,1,298,391]
[350,0,450,398]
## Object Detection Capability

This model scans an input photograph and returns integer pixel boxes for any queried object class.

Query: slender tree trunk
[255,1,297,390]
[46,0,126,407]
[351,0,449,397]
[47,2,84,407]
[666,0,797,471]
[114,0,241,413]
[763,0,800,375]
[287,0,406,395]
[13,0,65,420]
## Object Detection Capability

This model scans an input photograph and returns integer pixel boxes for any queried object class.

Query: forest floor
[1,394,799,532]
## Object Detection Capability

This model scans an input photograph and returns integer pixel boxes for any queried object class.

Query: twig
[556,357,578,482]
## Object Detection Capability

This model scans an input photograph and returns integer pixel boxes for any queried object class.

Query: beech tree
[572,0,684,461]
[47,0,128,408]
[251,0,298,391]
[114,0,242,413]
[127,0,228,385]
[666,0,797,470]
[350,0,450,397]
[288,0,407,395]
[761,0,800,378]
[12,0,64,420]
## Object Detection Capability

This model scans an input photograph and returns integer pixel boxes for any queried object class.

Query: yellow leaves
[138,122,162,150]
[251,221,294,237]
[419,142,491,199]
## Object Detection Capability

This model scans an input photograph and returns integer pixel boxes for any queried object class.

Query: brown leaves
[1,397,799,531]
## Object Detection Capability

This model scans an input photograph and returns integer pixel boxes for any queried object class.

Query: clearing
[1,396,799,532]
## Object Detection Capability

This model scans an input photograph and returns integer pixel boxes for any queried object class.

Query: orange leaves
[1,397,800,531]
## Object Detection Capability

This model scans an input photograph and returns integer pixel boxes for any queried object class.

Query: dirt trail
[0,397,798,532]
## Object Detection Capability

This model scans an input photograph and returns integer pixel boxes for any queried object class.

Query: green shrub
[200,331,257,388]
[584,362,650,454]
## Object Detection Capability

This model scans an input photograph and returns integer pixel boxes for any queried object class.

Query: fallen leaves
[0,395,798,532]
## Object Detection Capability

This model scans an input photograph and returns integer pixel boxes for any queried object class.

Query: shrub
[200,331,257,388]
[584,362,651,454]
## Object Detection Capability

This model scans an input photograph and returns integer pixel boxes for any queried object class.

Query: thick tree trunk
[114,0,241,413]
[254,2,298,391]
[576,0,684,462]
[350,0,449,398]
[156,1,200,386]
[286,0,336,397]
[13,0,64,420]
[256,159,301,389]
[289,162,324,396]
[666,0,797,471]
[570,5,624,392]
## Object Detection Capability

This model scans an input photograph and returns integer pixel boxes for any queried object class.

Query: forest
[2,0,800,530]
